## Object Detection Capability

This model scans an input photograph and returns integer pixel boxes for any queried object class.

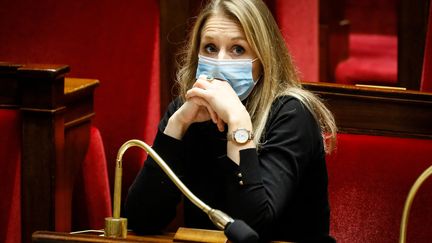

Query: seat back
[327,134,432,242]
[0,109,21,243]
[304,82,432,242]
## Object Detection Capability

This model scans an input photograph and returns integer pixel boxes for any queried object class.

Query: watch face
[234,129,249,143]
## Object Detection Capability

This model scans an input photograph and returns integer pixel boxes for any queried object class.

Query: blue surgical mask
[196,55,260,101]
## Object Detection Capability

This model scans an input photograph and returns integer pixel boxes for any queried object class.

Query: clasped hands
[175,75,250,134]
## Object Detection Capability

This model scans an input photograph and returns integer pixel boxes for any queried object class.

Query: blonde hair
[176,0,337,153]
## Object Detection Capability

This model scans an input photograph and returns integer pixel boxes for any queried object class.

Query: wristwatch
[228,128,254,144]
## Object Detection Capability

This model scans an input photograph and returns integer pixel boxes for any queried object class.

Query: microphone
[105,139,259,243]
[225,219,260,243]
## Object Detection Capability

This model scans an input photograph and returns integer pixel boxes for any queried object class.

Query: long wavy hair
[176,0,337,153]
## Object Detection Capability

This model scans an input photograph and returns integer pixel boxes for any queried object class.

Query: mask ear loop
[254,74,263,84]
[251,57,262,83]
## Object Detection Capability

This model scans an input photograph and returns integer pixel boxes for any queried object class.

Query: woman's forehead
[201,14,245,39]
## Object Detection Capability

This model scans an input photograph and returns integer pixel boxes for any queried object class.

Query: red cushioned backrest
[0,110,21,243]
[72,126,112,230]
[272,0,319,82]
[0,1,161,211]
[327,133,432,243]
[335,0,398,86]
[345,0,397,35]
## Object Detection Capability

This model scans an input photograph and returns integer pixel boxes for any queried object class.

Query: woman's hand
[164,95,223,140]
[186,75,251,130]
[187,75,255,164]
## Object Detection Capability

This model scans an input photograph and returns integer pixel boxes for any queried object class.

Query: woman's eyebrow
[201,33,246,41]
[231,36,246,41]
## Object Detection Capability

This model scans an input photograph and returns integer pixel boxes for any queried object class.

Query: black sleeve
[215,97,322,236]
[125,98,185,234]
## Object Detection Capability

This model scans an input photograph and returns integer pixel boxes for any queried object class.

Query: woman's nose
[217,50,229,60]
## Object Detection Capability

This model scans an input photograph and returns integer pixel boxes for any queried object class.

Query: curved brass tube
[106,139,232,238]
[114,139,212,216]
[399,165,432,243]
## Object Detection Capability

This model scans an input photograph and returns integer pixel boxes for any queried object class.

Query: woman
[125,0,337,242]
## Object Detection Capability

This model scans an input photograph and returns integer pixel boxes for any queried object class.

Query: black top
[125,96,335,242]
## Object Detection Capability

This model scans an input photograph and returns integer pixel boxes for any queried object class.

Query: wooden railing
[303,81,432,138]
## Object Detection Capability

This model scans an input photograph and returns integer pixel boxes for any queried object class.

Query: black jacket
[125,96,335,242]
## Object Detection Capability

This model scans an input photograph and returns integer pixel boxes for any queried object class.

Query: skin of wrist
[227,108,252,132]
[164,114,189,140]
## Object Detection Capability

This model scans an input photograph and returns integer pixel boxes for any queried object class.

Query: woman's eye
[232,45,245,55]
[204,44,217,53]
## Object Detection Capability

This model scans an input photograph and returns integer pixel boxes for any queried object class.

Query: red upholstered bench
[335,34,397,86]
[72,126,112,230]
[0,110,21,243]
[333,0,398,86]
[304,82,432,243]
[327,133,432,243]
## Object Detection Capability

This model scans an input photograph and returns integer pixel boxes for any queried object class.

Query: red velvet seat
[335,34,397,85]
[327,133,432,243]
[334,0,398,86]
[0,110,21,243]
[73,126,112,230]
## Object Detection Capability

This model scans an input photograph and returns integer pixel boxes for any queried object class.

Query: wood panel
[303,82,432,138]
[0,63,22,107]
[32,231,173,243]
[0,63,99,243]
[319,0,350,82]
[398,0,431,90]
[32,229,290,243]
[159,0,203,113]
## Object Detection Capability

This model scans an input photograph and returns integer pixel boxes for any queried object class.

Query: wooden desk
[0,63,99,243]
[33,231,174,243]
[32,229,290,243]
[32,228,229,243]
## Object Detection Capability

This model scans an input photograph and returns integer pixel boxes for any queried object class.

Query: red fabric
[73,126,112,230]
[345,0,397,35]
[335,0,397,86]
[0,110,21,243]
[420,3,432,92]
[272,0,319,82]
[0,0,160,235]
[327,133,432,243]
[335,34,397,85]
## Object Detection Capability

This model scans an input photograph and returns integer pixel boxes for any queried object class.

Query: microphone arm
[105,139,259,243]
[399,165,432,243]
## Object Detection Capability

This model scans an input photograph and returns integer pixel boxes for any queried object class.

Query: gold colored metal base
[104,217,127,238]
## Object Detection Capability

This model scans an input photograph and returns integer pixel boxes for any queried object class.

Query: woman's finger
[186,87,210,100]
[217,116,225,132]
[189,96,218,124]
[193,78,212,90]
[207,106,219,125]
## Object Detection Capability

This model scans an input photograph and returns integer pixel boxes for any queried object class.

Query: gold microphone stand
[104,139,234,239]
[399,165,432,243]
